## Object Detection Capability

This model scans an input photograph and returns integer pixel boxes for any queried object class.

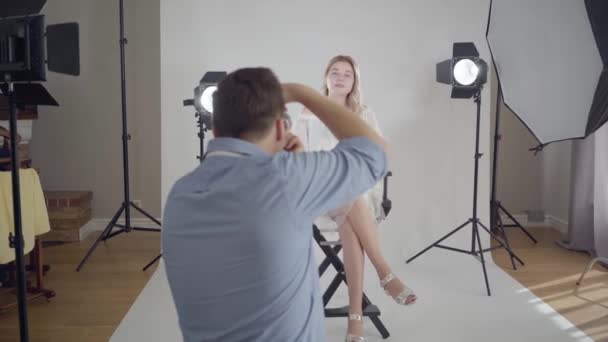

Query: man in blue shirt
[162,68,389,342]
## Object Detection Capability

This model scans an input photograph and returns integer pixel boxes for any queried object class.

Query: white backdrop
[161,0,492,258]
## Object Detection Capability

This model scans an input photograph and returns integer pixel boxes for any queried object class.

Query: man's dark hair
[213,67,285,139]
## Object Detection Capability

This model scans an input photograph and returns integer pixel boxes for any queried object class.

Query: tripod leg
[495,211,506,240]
[500,204,538,244]
[130,202,162,226]
[142,254,162,271]
[492,211,516,270]
[478,221,524,266]
[471,222,477,254]
[76,205,125,272]
[499,219,517,270]
[473,221,491,296]
[406,220,471,264]
[131,202,162,269]
[491,202,502,237]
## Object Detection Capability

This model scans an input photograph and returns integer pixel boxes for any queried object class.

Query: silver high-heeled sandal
[345,314,366,342]
[380,273,417,305]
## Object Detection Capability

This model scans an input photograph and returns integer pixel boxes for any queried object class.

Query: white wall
[488,66,572,231]
[541,141,572,228]
[32,0,161,218]
[489,68,544,215]
[161,0,492,255]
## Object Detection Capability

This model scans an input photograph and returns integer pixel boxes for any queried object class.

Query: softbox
[486,0,608,145]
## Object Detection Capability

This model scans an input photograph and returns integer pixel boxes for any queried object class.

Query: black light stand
[0,3,80,340]
[141,110,210,271]
[77,0,161,272]
[406,88,524,296]
[489,82,538,253]
[4,75,29,342]
[142,72,224,271]
[195,112,212,162]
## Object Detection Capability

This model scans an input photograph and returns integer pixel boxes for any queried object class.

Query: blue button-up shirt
[162,136,388,342]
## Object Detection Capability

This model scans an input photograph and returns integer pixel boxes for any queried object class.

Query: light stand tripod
[406,89,524,296]
[77,0,161,272]
[489,82,538,256]
[142,110,210,271]
[4,75,30,341]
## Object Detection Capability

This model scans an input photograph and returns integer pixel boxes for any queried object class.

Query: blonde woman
[294,55,417,342]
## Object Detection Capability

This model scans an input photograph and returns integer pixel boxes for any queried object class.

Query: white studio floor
[109,239,592,342]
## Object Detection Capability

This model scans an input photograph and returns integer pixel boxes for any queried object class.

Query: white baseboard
[79,220,99,241]
[499,214,568,234]
[498,214,546,228]
[545,215,569,235]
[79,218,162,241]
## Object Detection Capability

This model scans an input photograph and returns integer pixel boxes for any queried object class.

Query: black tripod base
[406,217,524,296]
[491,201,538,244]
[76,201,161,272]
[143,254,162,271]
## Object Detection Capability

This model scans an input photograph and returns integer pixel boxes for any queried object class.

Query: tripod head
[195,111,212,131]
[184,99,212,162]
[183,71,226,162]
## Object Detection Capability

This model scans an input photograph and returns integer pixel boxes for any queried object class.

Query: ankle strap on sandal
[348,314,363,321]
[380,273,395,288]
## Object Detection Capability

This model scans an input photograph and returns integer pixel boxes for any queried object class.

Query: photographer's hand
[282,83,299,104]
[280,83,390,158]
[284,132,304,153]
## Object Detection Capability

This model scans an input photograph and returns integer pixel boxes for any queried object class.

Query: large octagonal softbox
[486,0,608,145]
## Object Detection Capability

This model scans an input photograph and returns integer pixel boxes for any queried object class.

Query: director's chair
[313,172,393,339]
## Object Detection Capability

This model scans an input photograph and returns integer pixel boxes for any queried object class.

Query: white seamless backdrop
[161,0,492,258]
[109,3,588,340]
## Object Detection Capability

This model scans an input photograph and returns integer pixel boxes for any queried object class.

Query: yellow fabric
[0,169,50,264]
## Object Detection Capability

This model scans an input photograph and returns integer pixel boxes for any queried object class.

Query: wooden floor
[492,227,608,342]
[0,227,606,342]
[0,232,160,342]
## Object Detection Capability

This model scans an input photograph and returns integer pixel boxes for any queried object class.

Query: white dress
[293,106,386,228]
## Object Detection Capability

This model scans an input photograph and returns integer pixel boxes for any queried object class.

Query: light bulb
[453,59,479,86]
[199,86,217,113]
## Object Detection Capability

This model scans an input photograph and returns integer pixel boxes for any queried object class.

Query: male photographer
[162,67,389,342]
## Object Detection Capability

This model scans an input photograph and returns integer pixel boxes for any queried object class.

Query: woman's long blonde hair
[321,55,364,114]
